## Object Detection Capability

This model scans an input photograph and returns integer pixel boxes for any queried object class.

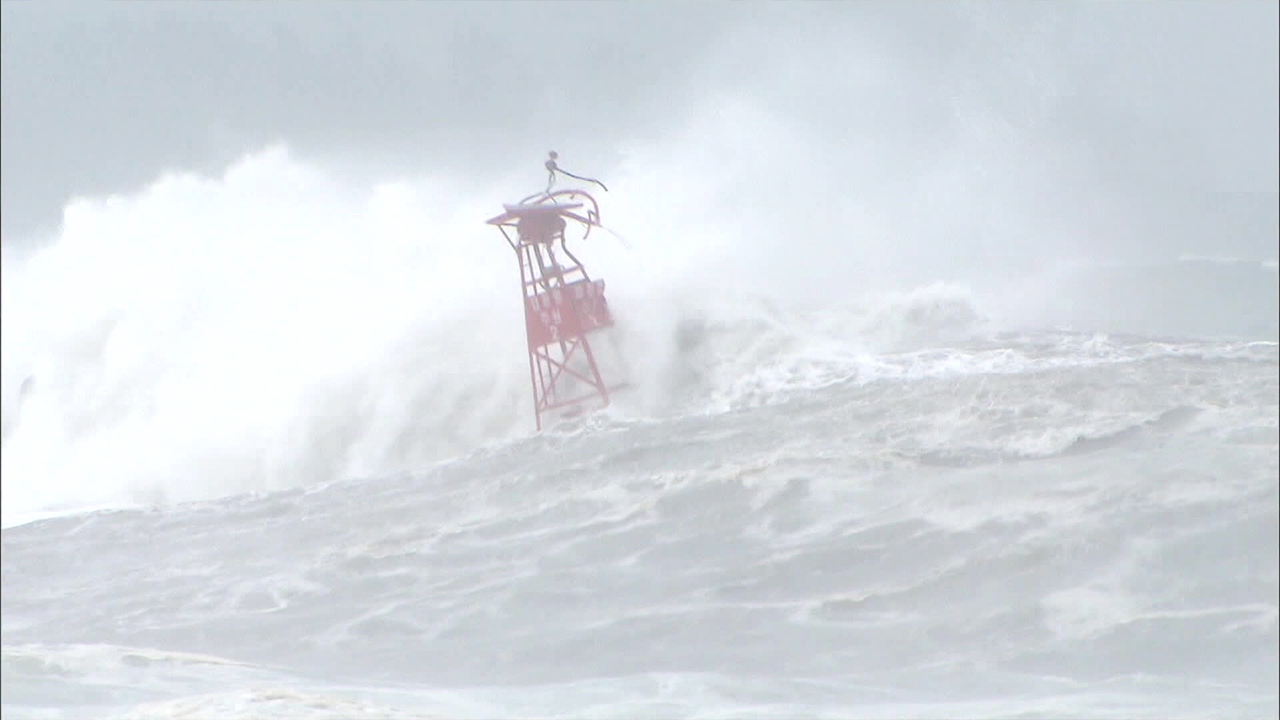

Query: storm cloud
[3,0,1277,262]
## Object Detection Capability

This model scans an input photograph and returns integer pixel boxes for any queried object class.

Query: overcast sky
[3,0,1277,258]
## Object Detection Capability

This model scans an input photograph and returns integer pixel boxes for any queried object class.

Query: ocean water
[1,148,1276,719]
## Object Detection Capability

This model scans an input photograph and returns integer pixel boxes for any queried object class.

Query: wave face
[1,148,1277,719]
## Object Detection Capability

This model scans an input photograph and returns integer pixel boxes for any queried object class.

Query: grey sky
[3,0,1276,260]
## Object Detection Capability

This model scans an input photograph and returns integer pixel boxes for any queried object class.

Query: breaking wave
[1,146,1275,527]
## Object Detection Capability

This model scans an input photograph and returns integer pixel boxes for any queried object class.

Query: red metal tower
[486,153,622,430]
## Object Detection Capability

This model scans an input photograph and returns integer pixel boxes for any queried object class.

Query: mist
[1,0,1277,522]
[4,1,1276,249]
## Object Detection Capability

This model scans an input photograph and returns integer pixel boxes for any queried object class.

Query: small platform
[486,202,585,227]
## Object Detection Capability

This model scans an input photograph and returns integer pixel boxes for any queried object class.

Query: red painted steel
[525,279,611,349]
[487,154,620,430]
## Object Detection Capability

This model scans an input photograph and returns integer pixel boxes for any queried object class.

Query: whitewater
[1,144,1277,719]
